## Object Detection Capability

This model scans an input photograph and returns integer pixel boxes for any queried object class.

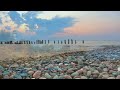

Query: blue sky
[0,11,120,41]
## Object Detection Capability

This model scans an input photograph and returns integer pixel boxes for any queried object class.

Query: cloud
[54,12,120,38]
[1,11,120,40]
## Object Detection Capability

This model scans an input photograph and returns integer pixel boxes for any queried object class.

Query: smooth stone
[92,70,99,75]
[3,71,10,75]
[28,71,34,75]
[26,77,30,79]
[0,70,2,75]
[33,71,41,79]
[50,73,57,76]
[87,71,92,76]
[59,63,63,66]
[102,74,109,79]
[103,68,108,72]
[67,69,74,74]
[109,70,114,74]
[74,78,80,79]
[13,74,22,79]
[10,64,19,68]
[112,72,118,77]
[59,75,64,79]
[54,66,62,71]
[78,60,83,65]
[118,67,120,72]
[92,74,98,78]
[39,77,46,79]
[53,75,59,79]
[24,68,32,71]
[71,72,79,77]
[64,75,72,79]
[67,56,76,61]
[31,78,35,79]
[77,69,83,74]
[3,75,9,79]
[83,66,89,70]
[74,76,81,79]
[80,76,87,79]
[0,65,4,71]
[82,69,87,75]
[20,73,28,77]
[48,64,54,68]
[44,73,52,79]
[25,63,30,67]
[116,75,120,79]
[107,77,115,79]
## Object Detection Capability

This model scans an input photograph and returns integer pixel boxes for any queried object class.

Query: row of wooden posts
[0,39,78,44]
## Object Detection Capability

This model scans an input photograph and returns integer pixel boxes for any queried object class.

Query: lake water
[32,40,120,51]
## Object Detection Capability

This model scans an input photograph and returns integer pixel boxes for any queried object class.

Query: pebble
[87,71,92,76]
[28,71,34,75]
[33,71,41,79]
[39,77,46,79]
[116,75,120,79]
[92,70,99,75]
[53,75,59,79]
[117,67,120,72]
[103,68,108,72]
[71,72,79,77]
[67,69,74,74]
[10,64,19,68]
[3,75,10,79]
[112,72,118,77]
[44,73,52,79]
[64,75,72,79]
[81,76,87,79]
[102,74,109,79]
[78,59,83,65]
[77,69,83,74]
[107,77,115,79]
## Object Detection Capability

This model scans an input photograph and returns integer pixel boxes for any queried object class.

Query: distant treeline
[0,39,78,44]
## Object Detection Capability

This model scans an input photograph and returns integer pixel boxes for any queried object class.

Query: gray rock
[28,71,34,75]
[64,75,72,79]
[20,73,28,77]
[112,72,118,77]
[3,75,9,79]
[71,72,79,77]
[78,59,83,65]
[39,77,46,79]
[87,71,92,76]
[81,76,87,79]
[67,69,74,74]
[53,75,59,79]
[102,74,109,79]
[44,73,52,79]
[10,64,19,68]
[0,65,4,71]
[13,74,22,79]
[116,75,120,79]
[103,68,108,72]
[92,70,99,75]
[77,69,83,74]
[107,77,115,79]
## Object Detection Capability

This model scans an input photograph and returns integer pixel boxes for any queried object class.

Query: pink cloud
[55,17,120,37]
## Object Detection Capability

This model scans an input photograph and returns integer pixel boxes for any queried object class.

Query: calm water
[32,40,120,51]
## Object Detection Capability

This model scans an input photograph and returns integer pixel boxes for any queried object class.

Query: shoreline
[0,45,120,79]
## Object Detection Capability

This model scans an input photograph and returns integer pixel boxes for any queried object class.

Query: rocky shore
[0,45,120,79]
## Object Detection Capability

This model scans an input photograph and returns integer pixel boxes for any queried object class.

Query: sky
[0,11,120,41]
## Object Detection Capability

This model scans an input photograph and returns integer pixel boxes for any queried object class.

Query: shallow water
[0,40,120,60]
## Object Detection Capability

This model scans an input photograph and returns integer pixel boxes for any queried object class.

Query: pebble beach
[0,45,120,79]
